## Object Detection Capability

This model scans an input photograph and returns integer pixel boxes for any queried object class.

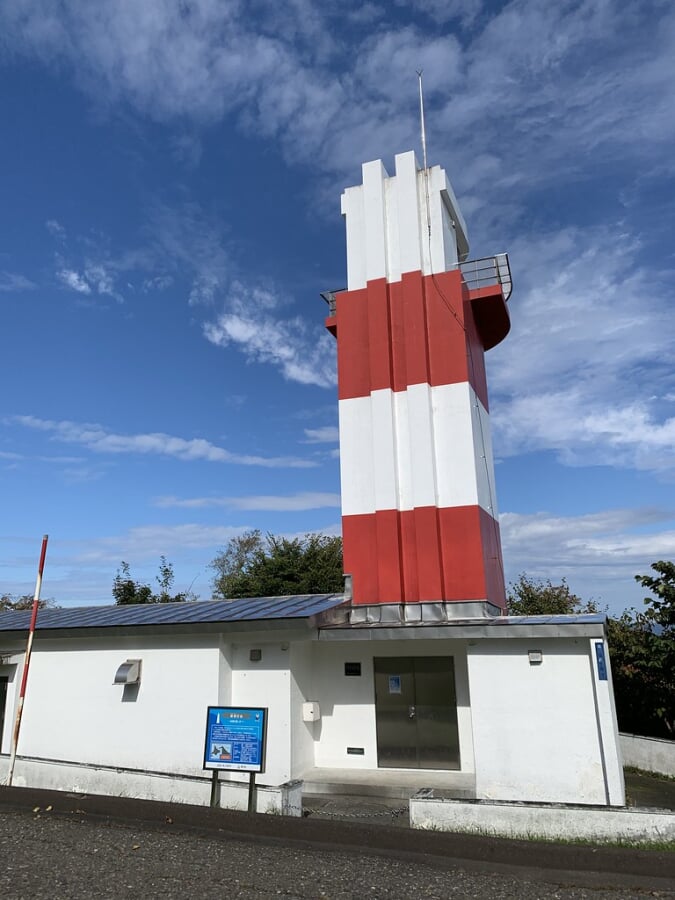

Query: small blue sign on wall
[594,642,608,681]
[203,706,267,772]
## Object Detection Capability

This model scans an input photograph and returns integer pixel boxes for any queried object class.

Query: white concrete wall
[620,733,675,777]
[289,642,316,779]
[311,639,473,774]
[15,635,222,778]
[0,754,301,814]
[1,631,306,795]
[410,796,675,842]
[229,639,292,785]
[467,638,624,806]
[0,657,20,755]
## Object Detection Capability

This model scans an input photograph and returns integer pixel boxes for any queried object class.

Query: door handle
[408,705,416,719]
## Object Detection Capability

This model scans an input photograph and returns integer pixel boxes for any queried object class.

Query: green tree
[210,531,344,599]
[607,561,674,739]
[112,559,193,605]
[0,594,54,611]
[506,573,599,616]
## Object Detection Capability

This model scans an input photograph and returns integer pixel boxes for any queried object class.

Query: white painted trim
[589,638,626,806]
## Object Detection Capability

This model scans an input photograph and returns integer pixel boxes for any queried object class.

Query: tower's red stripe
[335,270,489,408]
[343,506,505,608]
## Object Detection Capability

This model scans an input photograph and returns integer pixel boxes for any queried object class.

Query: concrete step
[300,766,476,800]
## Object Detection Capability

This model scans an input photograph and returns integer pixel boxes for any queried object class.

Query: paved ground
[301,769,675,828]
[0,786,673,899]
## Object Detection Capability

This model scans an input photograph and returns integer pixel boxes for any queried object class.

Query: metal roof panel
[0,594,346,634]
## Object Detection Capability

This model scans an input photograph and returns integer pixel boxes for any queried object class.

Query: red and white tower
[325,152,511,616]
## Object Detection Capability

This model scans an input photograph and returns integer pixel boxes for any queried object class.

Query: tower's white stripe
[339,382,496,517]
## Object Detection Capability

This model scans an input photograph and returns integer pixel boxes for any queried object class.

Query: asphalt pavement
[0,785,673,898]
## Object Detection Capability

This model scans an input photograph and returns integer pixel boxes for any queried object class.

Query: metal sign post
[6,535,48,787]
[203,706,267,814]
[247,772,256,814]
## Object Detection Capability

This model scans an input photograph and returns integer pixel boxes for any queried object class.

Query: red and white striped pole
[6,534,48,787]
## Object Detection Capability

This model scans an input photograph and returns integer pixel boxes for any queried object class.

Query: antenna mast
[417,69,428,171]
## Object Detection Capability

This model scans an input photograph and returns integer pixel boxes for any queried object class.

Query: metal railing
[321,254,512,312]
[320,290,341,317]
[460,253,512,302]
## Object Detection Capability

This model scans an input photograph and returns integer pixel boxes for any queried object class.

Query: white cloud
[155,491,341,511]
[0,271,36,292]
[204,281,337,388]
[71,523,252,565]
[57,263,123,300]
[501,506,675,613]
[11,415,316,468]
[3,1,673,199]
[354,28,462,104]
[488,225,675,474]
[45,218,66,240]
[49,216,161,303]
[57,268,91,293]
[303,426,339,443]
[398,0,483,26]
[142,275,173,292]
[147,200,230,307]
[84,263,122,302]
[170,132,203,168]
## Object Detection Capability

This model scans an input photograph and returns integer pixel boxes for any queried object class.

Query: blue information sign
[594,642,608,681]
[203,706,267,772]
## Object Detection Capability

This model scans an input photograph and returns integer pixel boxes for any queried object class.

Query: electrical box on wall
[302,701,321,722]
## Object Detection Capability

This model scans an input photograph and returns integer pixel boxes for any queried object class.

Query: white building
[0,597,624,807]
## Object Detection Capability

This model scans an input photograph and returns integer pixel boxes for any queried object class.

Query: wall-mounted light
[114,659,142,685]
[528,650,543,666]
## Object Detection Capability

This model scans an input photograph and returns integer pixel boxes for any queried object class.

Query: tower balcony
[460,253,512,350]
[321,289,340,336]
[321,252,512,350]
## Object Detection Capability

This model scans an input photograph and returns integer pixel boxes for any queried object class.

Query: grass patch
[439,827,675,852]
[540,835,675,852]
[624,765,675,783]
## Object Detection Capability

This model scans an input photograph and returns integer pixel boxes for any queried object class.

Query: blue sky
[1,0,673,614]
